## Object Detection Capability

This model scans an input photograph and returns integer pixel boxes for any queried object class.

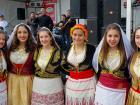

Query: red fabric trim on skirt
[70,69,95,79]
[99,73,128,89]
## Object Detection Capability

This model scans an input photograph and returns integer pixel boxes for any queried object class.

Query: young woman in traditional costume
[7,23,36,105]
[92,23,133,105]
[31,27,64,105]
[0,29,7,105]
[126,27,140,105]
[61,24,96,105]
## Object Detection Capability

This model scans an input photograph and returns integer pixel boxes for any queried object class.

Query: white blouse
[105,50,120,71]
[37,49,52,70]
[10,49,29,64]
[67,45,86,67]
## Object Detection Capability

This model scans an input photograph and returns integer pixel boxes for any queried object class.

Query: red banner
[45,3,56,23]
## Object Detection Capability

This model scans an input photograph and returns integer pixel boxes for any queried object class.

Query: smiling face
[17,26,29,44]
[106,29,120,49]
[0,33,5,48]
[72,29,85,46]
[135,29,140,49]
[39,31,52,47]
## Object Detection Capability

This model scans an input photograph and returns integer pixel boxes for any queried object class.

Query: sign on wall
[45,3,56,23]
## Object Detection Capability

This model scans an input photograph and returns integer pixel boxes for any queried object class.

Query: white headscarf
[37,27,60,49]
[92,23,134,72]
[7,23,36,49]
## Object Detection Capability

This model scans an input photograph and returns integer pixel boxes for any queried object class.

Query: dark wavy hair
[9,23,36,52]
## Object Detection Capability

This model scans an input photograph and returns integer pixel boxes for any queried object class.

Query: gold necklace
[16,48,27,59]
[108,49,119,58]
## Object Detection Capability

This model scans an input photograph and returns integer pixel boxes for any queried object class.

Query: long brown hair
[9,23,36,52]
[132,27,140,51]
[100,23,126,66]
[0,30,7,51]
[36,27,59,49]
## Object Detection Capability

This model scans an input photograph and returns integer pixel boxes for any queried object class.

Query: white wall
[0,0,9,20]
[121,0,126,18]
[0,0,26,33]
[60,0,70,15]
[121,0,140,30]
[56,2,61,23]
[132,6,140,29]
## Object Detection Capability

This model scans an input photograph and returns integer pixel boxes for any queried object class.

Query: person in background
[0,13,8,32]
[36,11,42,18]
[0,12,8,37]
[55,14,67,28]
[7,23,36,105]
[53,14,67,49]
[31,27,64,105]
[26,12,38,38]
[61,24,96,105]
[126,27,140,105]
[65,9,76,29]
[92,23,133,105]
[0,29,7,105]
[62,9,76,51]
[37,8,54,31]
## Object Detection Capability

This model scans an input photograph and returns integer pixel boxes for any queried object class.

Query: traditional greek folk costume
[94,49,129,105]
[0,50,7,105]
[7,23,36,105]
[126,52,140,105]
[61,44,96,105]
[92,23,134,105]
[31,47,64,105]
[8,49,34,105]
